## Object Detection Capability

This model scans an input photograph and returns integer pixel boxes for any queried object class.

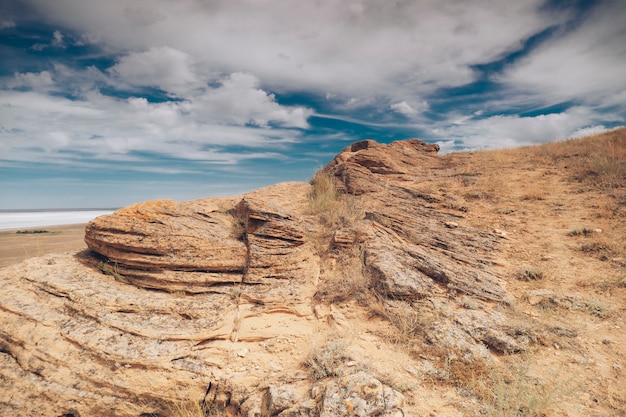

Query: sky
[0,0,624,209]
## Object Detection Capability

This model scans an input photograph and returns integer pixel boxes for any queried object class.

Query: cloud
[498,0,626,105]
[194,72,312,128]
[5,71,55,89]
[0,20,16,29]
[390,101,428,116]
[0,64,312,171]
[30,30,67,51]
[51,30,64,47]
[123,6,166,26]
[21,0,555,103]
[431,106,620,152]
[108,47,201,95]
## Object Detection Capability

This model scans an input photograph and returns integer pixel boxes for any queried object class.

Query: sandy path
[0,224,87,268]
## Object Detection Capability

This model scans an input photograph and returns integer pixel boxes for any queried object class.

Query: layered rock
[0,139,535,416]
[325,139,509,303]
[84,184,318,293]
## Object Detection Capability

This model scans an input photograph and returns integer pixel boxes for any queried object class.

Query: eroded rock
[317,372,405,417]
[0,139,529,416]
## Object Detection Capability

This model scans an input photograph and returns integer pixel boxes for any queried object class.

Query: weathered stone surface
[84,185,319,291]
[325,139,509,304]
[0,140,522,416]
[317,372,405,417]
[85,199,247,271]
[231,197,316,284]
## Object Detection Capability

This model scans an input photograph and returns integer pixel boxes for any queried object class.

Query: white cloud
[498,0,626,105]
[0,20,16,30]
[123,6,166,26]
[390,101,428,116]
[0,64,311,170]
[51,30,65,47]
[3,1,624,173]
[23,0,555,104]
[194,72,311,128]
[432,106,619,152]
[108,47,201,95]
[5,71,55,89]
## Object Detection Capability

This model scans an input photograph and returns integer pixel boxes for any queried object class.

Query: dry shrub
[477,362,553,417]
[143,391,226,417]
[580,234,624,261]
[435,353,554,417]
[599,274,626,290]
[308,169,340,215]
[159,400,214,417]
[307,169,364,256]
[304,334,352,380]
[384,306,428,347]
[515,267,544,282]
[567,227,594,237]
[316,251,370,304]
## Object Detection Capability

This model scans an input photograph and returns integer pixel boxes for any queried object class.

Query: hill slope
[1,128,625,416]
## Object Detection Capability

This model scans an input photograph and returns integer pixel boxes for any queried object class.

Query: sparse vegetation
[541,128,626,189]
[3,129,626,417]
[581,299,611,319]
[308,169,341,215]
[304,335,352,380]
[16,229,49,234]
[98,260,128,283]
[515,267,544,281]
[567,227,594,237]
[477,360,553,417]
[580,235,622,261]
[307,169,364,257]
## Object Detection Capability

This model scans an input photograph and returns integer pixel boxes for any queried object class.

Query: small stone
[493,228,507,238]
[237,348,249,358]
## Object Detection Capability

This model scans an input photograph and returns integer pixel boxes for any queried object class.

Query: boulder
[84,186,319,292]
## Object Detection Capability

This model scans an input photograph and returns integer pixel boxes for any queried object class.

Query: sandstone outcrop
[1,139,536,416]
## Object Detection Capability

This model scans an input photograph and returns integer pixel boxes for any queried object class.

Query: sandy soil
[0,224,87,268]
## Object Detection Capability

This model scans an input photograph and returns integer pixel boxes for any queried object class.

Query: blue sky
[1,0,624,209]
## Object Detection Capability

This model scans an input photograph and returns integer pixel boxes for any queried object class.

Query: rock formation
[0,139,552,416]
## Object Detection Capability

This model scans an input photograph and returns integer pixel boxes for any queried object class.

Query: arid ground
[1,129,625,416]
[0,224,87,268]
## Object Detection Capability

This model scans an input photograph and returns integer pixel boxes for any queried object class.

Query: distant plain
[0,224,87,268]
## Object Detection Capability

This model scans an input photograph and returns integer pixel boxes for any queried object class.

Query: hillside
[1,128,625,417]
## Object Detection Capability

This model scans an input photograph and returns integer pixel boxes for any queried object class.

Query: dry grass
[477,361,553,417]
[304,334,352,380]
[515,267,545,282]
[430,352,556,417]
[306,169,364,257]
[307,169,363,228]
[144,383,232,417]
[540,128,626,189]
[98,260,129,283]
[315,249,370,304]
[307,169,341,215]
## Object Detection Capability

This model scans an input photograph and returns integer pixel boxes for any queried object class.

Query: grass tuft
[515,267,544,282]
[308,169,341,215]
[567,227,594,237]
[304,335,352,380]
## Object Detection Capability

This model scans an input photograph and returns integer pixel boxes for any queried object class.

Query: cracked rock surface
[4,137,610,416]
